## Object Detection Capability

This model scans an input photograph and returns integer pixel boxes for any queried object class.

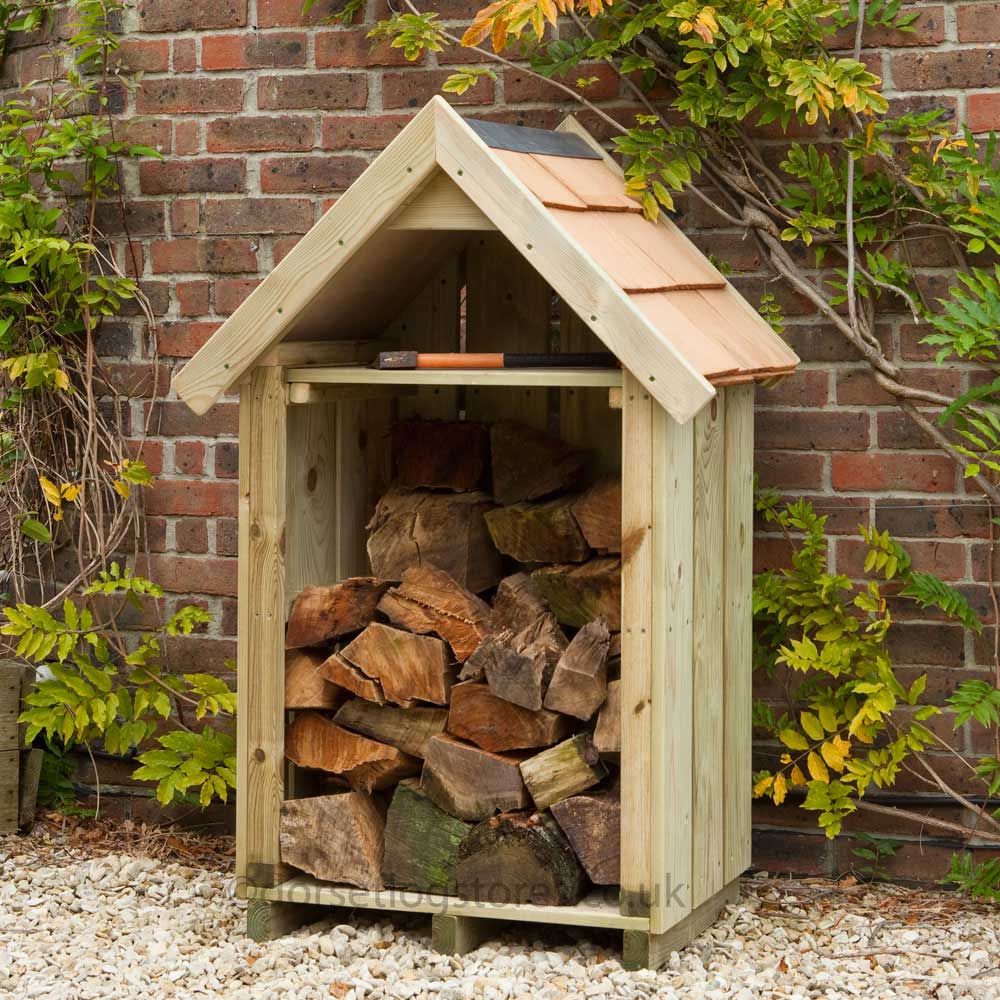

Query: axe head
[375,350,419,370]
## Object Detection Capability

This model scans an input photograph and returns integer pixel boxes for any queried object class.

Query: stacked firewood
[279,419,623,907]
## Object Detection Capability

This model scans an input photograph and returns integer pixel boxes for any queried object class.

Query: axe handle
[376,352,617,370]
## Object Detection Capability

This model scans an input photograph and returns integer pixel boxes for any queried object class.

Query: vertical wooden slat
[335,399,371,579]
[649,402,695,934]
[691,394,726,905]
[723,384,755,881]
[620,372,652,918]
[238,367,292,893]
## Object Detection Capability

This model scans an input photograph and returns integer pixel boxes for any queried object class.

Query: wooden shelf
[247,876,648,931]
[285,365,624,389]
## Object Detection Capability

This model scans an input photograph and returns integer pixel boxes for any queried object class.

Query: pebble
[3,839,1000,999]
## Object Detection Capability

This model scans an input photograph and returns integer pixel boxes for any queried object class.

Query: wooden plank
[173,100,439,415]
[619,372,652,919]
[723,384,755,882]
[432,914,500,955]
[249,877,648,930]
[692,394,726,906]
[435,100,714,424]
[649,401,695,934]
[0,749,17,834]
[495,149,588,210]
[390,172,495,230]
[259,339,380,367]
[529,154,642,213]
[285,366,622,388]
[335,399,370,579]
[246,899,323,942]
[18,747,42,829]
[287,383,411,404]
[465,232,552,429]
[622,879,739,971]
[238,367,293,892]
[0,660,21,752]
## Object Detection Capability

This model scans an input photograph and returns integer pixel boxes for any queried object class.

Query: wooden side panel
[238,367,292,893]
[691,395,726,906]
[650,401,695,934]
[723,384,754,881]
[0,749,16,834]
[335,399,372,579]
[465,233,551,429]
[619,372,652,917]
[0,661,21,752]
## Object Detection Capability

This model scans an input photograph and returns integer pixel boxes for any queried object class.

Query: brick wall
[6,1,1000,873]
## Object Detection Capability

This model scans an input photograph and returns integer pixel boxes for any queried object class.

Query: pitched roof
[172,97,798,421]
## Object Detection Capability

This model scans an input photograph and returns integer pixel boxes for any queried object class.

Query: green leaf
[20,518,51,543]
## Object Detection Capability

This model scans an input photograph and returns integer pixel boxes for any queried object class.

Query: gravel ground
[3,832,1000,999]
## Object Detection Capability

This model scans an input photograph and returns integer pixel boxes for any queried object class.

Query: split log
[367,488,502,594]
[571,479,622,553]
[318,652,385,705]
[334,698,447,758]
[491,572,548,635]
[378,565,491,662]
[392,420,490,491]
[420,733,530,821]
[519,734,608,810]
[456,811,586,906]
[607,632,621,679]
[543,619,610,720]
[447,681,572,753]
[483,615,566,711]
[280,791,384,890]
[382,779,471,894]
[285,649,343,711]
[341,623,452,706]
[593,678,621,754]
[490,420,585,504]
[484,497,590,564]
[550,791,621,884]
[285,711,419,791]
[285,578,390,649]
[532,558,622,629]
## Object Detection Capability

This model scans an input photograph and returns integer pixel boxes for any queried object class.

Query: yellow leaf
[39,476,62,506]
[54,369,69,390]
[807,750,829,783]
[779,728,810,751]
[800,711,824,741]
[833,734,852,756]
[753,774,774,797]
[773,772,788,805]
[790,764,807,786]
[818,704,839,732]
[113,480,131,499]
[61,483,82,502]
[820,739,845,773]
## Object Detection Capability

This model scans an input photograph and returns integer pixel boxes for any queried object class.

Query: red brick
[127,439,163,476]
[146,401,239,438]
[216,517,239,556]
[174,120,201,155]
[207,115,314,153]
[137,77,245,115]
[888,622,966,667]
[171,199,201,235]
[143,517,168,554]
[156,321,222,358]
[753,535,796,573]
[93,200,166,237]
[382,69,493,109]
[220,597,239,635]
[145,480,238,517]
[892,49,1000,91]
[117,118,172,155]
[837,537,966,581]
[174,441,206,476]
[321,113,413,149]
[112,38,169,73]
[876,411,937,450]
[756,370,829,408]
[755,410,869,451]
[957,3,1000,41]
[150,238,258,274]
[103,362,172,398]
[828,5,944,48]
[259,72,367,110]
[899,323,940,361]
[204,197,313,235]
[967,92,1000,134]
[876,500,990,540]
[260,154,366,193]
[755,451,825,491]
[146,555,238,597]
[140,158,244,195]
[202,32,307,71]
[751,829,833,877]
[175,518,209,554]
[258,0,359,26]
[176,280,210,316]
[214,278,261,315]
[272,235,302,264]
[837,367,961,406]
[315,29,412,68]
[137,0,246,31]
[173,38,197,73]
[504,63,619,104]
[214,442,240,479]
[832,453,956,493]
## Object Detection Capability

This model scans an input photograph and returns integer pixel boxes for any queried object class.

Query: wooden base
[246,899,324,942]
[621,879,740,971]
[432,913,501,955]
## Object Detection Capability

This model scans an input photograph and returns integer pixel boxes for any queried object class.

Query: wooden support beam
[431,913,499,956]
[246,899,322,942]
[287,383,412,404]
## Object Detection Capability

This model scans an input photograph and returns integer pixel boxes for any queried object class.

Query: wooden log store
[173,97,800,969]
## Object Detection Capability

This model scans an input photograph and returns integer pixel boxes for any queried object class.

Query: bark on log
[519,734,608,810]
[491,572,549,635]
[420,733,530,821]
[341,623,453,706]
[378,565,491,662]
[550,791,621,885]
[285,649,343,711]
[318,652,385,704]
[333,698,448,759]
[456,811,586,906]
[490,420,585,504]
[381,778,471,894]
[367,488,502,594]
[392,420,490,491]
[285,579,390,649]
[543,619,610,721]
[570,479,621,553]
[484,496,590,564]
[532,558,622,629]
[447,681,573,753]
[593,678,621,755]
[285,711,419,791]
[279,791,385,889]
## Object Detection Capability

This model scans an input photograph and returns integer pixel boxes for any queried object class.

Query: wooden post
[238,367,293,894]
[432,913,499,955]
